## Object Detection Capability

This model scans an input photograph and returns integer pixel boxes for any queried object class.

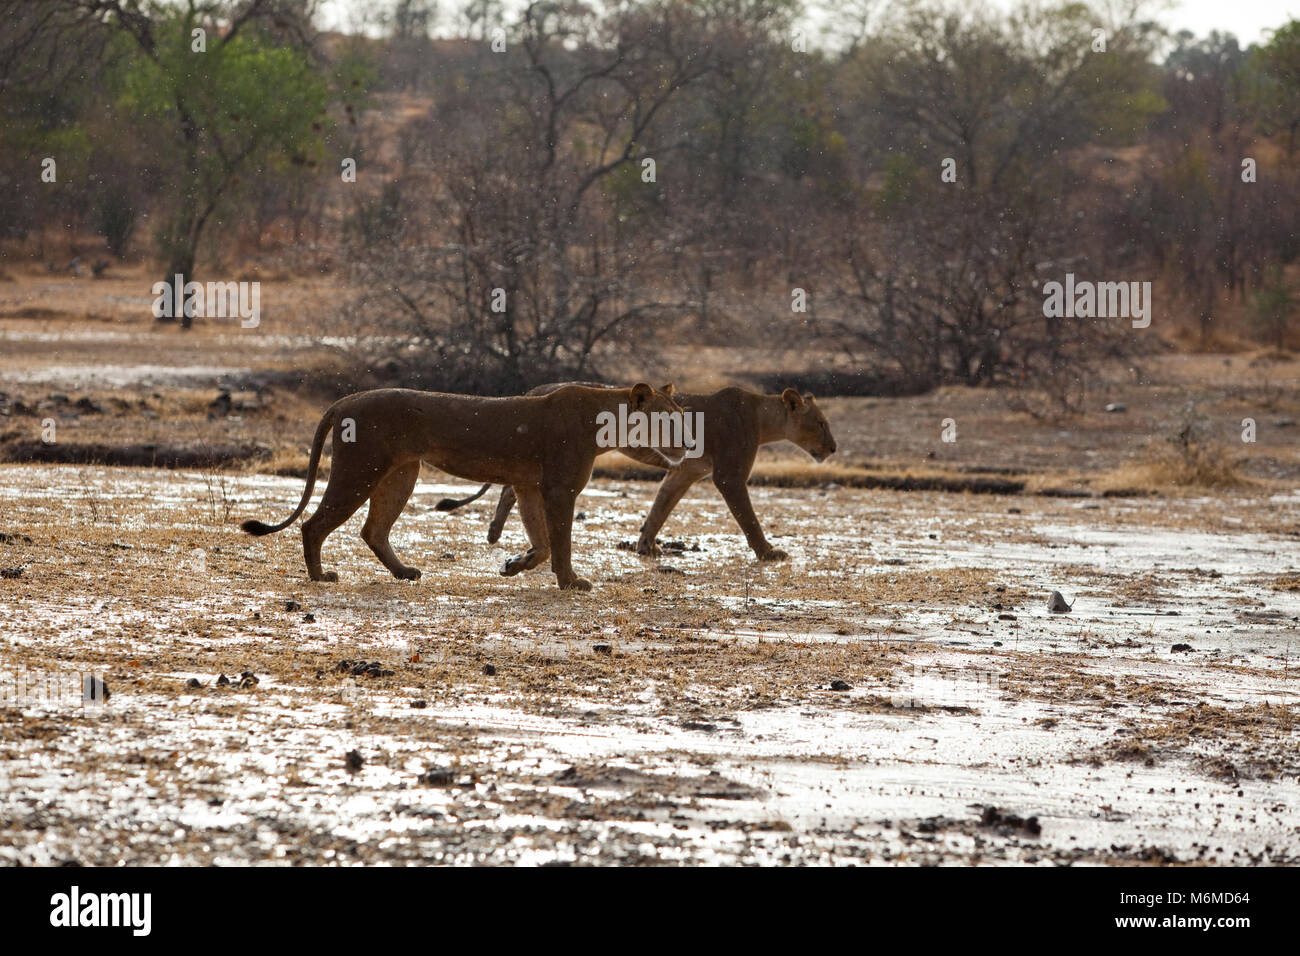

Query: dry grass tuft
[1096,427,1250,493]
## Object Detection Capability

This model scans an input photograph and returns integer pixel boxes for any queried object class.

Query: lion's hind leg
[487,485,517,544]
[362,461,422,580]
[500,484,550,577]
[302,458,388,582]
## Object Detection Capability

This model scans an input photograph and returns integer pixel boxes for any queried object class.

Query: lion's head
[781,388,836,462]
[629,382,690,465]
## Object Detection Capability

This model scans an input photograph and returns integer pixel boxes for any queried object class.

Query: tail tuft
[434,497,463,512]
[241,519,277,536]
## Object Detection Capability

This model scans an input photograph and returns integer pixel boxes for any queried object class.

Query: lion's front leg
[636,464,708,556]
[543,484,590,591]
[712,466,785,561]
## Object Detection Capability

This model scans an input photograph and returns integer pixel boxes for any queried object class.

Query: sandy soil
[1,465,1297,865]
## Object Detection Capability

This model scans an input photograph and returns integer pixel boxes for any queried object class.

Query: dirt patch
[1088,703,1299,781]
[2,440,269,468]
[1,466,1297,865]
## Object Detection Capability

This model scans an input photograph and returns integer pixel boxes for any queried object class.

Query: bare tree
[340,0,716,392]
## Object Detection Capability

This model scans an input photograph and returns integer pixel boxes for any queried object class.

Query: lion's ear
[631,382,653,409]
[661,383,675,397]
[804,392,816,403]
[782,387,804,412]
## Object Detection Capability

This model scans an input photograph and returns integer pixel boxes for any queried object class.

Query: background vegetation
[2,0,1298,399]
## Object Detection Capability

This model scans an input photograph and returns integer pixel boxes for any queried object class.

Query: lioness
[241,383,683,590]
[438,384,836,561]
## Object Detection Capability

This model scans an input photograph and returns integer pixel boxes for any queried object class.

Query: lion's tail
[241,404,337,536]
[434,483,492,512]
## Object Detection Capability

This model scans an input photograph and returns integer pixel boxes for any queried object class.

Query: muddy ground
[1,466,1297,865]
[1,272,1298,865]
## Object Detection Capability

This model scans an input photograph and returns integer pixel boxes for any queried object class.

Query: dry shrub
[1248,348,1296,365]
[1145,424,1248,488]
[1164,323,1255,354]
[1099,422,1249,493]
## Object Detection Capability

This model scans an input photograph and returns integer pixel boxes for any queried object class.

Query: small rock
[1047,591,1074,613]
[285,600,301,611]
[980,805,1041,836]
[998,613,1016,621]
[420,767,454,786]
[1104,403,1127,413]
[303,613,315,623]
[335,658,394,678]
[345,749,364,771]
[483,663,496,676]
[216,674,231,687]
[0,567,22,579]
[81,675,110,703]
[1171,643,1194,653]
[185,678,202,689]
[830,679,852,691]
[410,699,428,708]
[592,644,612,655]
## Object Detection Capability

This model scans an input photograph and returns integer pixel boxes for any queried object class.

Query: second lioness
[438,385,836,560]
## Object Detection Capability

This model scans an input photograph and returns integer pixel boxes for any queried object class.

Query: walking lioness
[241,383,683,590]
[438,384,836,561]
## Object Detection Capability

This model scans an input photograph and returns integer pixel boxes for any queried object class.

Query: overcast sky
[1167,0,1294,43]
[315,0,1297,47]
